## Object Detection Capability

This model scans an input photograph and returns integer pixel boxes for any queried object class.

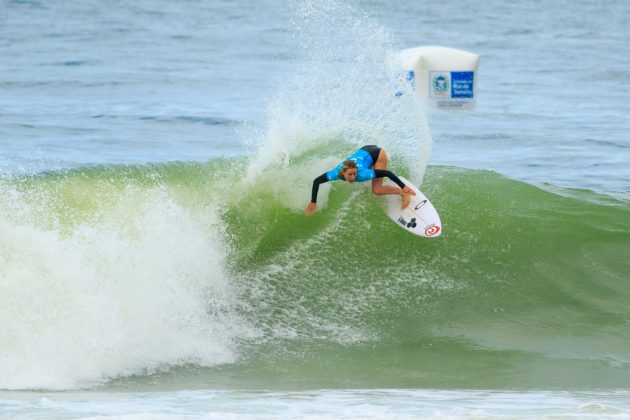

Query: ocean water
[1,0,630,418]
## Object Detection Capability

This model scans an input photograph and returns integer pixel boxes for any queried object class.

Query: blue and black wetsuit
[310,145,406,203]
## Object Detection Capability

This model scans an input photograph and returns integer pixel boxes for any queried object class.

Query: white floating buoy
[398,46,480,110]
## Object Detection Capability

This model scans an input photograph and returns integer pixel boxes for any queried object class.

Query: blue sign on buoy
[451,71,474,99]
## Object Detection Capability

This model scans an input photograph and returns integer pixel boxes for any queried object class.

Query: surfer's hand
[402,186,416,196]
[306,202,317,216]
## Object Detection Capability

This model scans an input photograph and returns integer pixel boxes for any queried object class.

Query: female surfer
[306,145,415,216]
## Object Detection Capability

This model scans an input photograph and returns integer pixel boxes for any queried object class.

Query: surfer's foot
[401,192,411,209]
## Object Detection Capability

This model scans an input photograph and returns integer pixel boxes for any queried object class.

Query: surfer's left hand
[305,202,317,216]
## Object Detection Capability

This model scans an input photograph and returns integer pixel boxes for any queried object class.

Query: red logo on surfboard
[424,224,440,236]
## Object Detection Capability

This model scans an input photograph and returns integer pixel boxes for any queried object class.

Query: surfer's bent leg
[370,149,400,195]
[369,148,413,209]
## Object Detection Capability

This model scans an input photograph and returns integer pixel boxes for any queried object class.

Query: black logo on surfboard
[414,200,427,211]
[398,216,417,229]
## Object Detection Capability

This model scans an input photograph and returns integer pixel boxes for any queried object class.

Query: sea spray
[245,0,431,192]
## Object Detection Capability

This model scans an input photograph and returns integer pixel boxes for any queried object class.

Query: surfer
[306,145,415,216]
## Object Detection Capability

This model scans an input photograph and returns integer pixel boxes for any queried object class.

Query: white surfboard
[384,176,442,237]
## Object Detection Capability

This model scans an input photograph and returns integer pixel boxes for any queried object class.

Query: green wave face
[1,162,629,390]
[223,165,630,390]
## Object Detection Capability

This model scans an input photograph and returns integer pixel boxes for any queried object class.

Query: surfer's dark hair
[339,160,357,180]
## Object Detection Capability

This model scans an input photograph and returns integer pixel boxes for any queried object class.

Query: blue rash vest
[310,146,407,203]
[325,149,376,182]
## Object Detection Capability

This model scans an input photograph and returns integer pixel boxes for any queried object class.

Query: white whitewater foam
[0,183,253,390]
[2,389,629,419]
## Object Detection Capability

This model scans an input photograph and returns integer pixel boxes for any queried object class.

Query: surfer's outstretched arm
[306,173,328,216]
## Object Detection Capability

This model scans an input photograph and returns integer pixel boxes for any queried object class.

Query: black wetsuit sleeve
[311,173,329,203]
[373,169,406,189]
